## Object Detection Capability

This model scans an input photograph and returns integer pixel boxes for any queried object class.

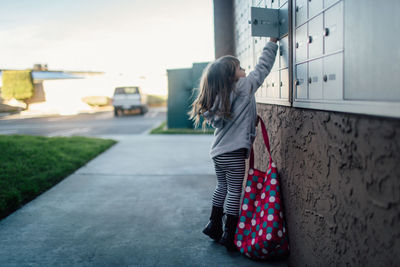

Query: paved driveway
[0,135,287,267]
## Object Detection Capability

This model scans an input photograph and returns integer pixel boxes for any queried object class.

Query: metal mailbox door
[308,14,324,59]
[266,75,274,98]
[295,23,308,63]
[324,0,339,8]
[280,36,289,69]
[309,0,323,18]
[295,62,308,99]
[308,58,323,99]
[324,1,343,54]
[295,0,308,26]
[270,70,280,98]
[280,68,289,99]
[323,53,343,100]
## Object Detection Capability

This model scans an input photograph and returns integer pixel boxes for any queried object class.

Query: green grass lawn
[150,121,214,134]
[0,135,116,220]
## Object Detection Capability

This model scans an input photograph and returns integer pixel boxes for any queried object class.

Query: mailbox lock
[280,48,283,56]
[324,28,330,36]
[295,79,300,85]
[280,81,283,86]
[253,19,259,25]
[323,75,328,82]
[308,36,313,43]
[296,6,299,12]
[272,82,275,87]
[296,42,299,48]
[308,77,312,84]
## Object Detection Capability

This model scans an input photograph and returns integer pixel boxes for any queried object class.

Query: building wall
[213,0,400,265]
[253,104,400,266]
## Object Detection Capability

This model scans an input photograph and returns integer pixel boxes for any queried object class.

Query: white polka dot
[237,241,242,247]
[278,230,283,237]
[245,186,251,192]
[271,162,276,168]
[245,253,251,258]
[259,229,263,236]
[271,179,277,185]
[257,183,263,189]
[249,169,254,175]
[266,233,272,240]
[242,204,248,210]
[251,238,255,245]
[261,211,264,217]
[261,193,266,199]
[268,214,274,221]
[269,196,276,202]
[254,201,258,206]
[239,222,245,229]
[262,248,268,254]
[283,227,286,233]
[251,219,256,226]
[280,212,283,218]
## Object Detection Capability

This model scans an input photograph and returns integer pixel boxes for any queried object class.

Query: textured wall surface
[253,104,400,266]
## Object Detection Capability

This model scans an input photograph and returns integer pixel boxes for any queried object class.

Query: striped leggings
[212,148,246,216]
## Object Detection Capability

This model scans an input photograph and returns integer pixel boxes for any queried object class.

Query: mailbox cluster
[233,0,343,105]
[231,0,399,118]
[256,0,289,105]
[294,0,344,102]
[234,0,290,105]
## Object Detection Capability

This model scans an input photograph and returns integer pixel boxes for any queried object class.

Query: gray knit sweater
[204,41,278,159]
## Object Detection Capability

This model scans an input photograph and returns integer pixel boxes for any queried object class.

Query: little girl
[189,37,278,252]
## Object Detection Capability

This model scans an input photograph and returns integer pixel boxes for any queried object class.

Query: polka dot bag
[234,116,289,260]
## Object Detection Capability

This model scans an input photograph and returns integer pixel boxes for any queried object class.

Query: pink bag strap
[249,115,272,168]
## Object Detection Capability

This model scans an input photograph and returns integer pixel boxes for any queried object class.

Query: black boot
[219,214,239,252]
[202,206,224,242]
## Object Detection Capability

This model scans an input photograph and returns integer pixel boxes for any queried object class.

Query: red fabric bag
[234,116,289,260]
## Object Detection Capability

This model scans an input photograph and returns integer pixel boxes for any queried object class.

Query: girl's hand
[269,37,278,43]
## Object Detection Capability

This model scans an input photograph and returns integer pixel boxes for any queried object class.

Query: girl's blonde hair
[189,55,240,129]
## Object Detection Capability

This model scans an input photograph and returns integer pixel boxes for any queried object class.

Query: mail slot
[295,63,308,99]
[309,0,323,18]
[308,58,323,99]
[308,14,323,58]
[280,68,289,99]
[295,24,308,63]
[280,35,289,69]
[295,0,308,26]
[324,1,343,54]
[323,52,343,100]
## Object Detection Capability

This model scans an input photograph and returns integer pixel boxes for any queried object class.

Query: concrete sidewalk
[0,135,287,267]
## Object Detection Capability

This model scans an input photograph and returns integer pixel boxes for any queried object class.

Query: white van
[112,86,148,116]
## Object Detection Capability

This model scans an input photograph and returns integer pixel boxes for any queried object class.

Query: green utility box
[167,62,209,129]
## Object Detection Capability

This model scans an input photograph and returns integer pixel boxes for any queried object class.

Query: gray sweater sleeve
[238,41,278,96]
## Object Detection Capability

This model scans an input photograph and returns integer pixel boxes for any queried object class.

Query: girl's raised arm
[240,38,278,96]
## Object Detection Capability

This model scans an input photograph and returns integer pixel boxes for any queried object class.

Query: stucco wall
[253,104,400,266]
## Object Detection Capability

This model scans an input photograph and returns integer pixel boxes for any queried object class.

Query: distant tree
[1,70,34,100]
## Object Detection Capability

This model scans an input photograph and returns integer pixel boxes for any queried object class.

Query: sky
[0,0,215,94]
